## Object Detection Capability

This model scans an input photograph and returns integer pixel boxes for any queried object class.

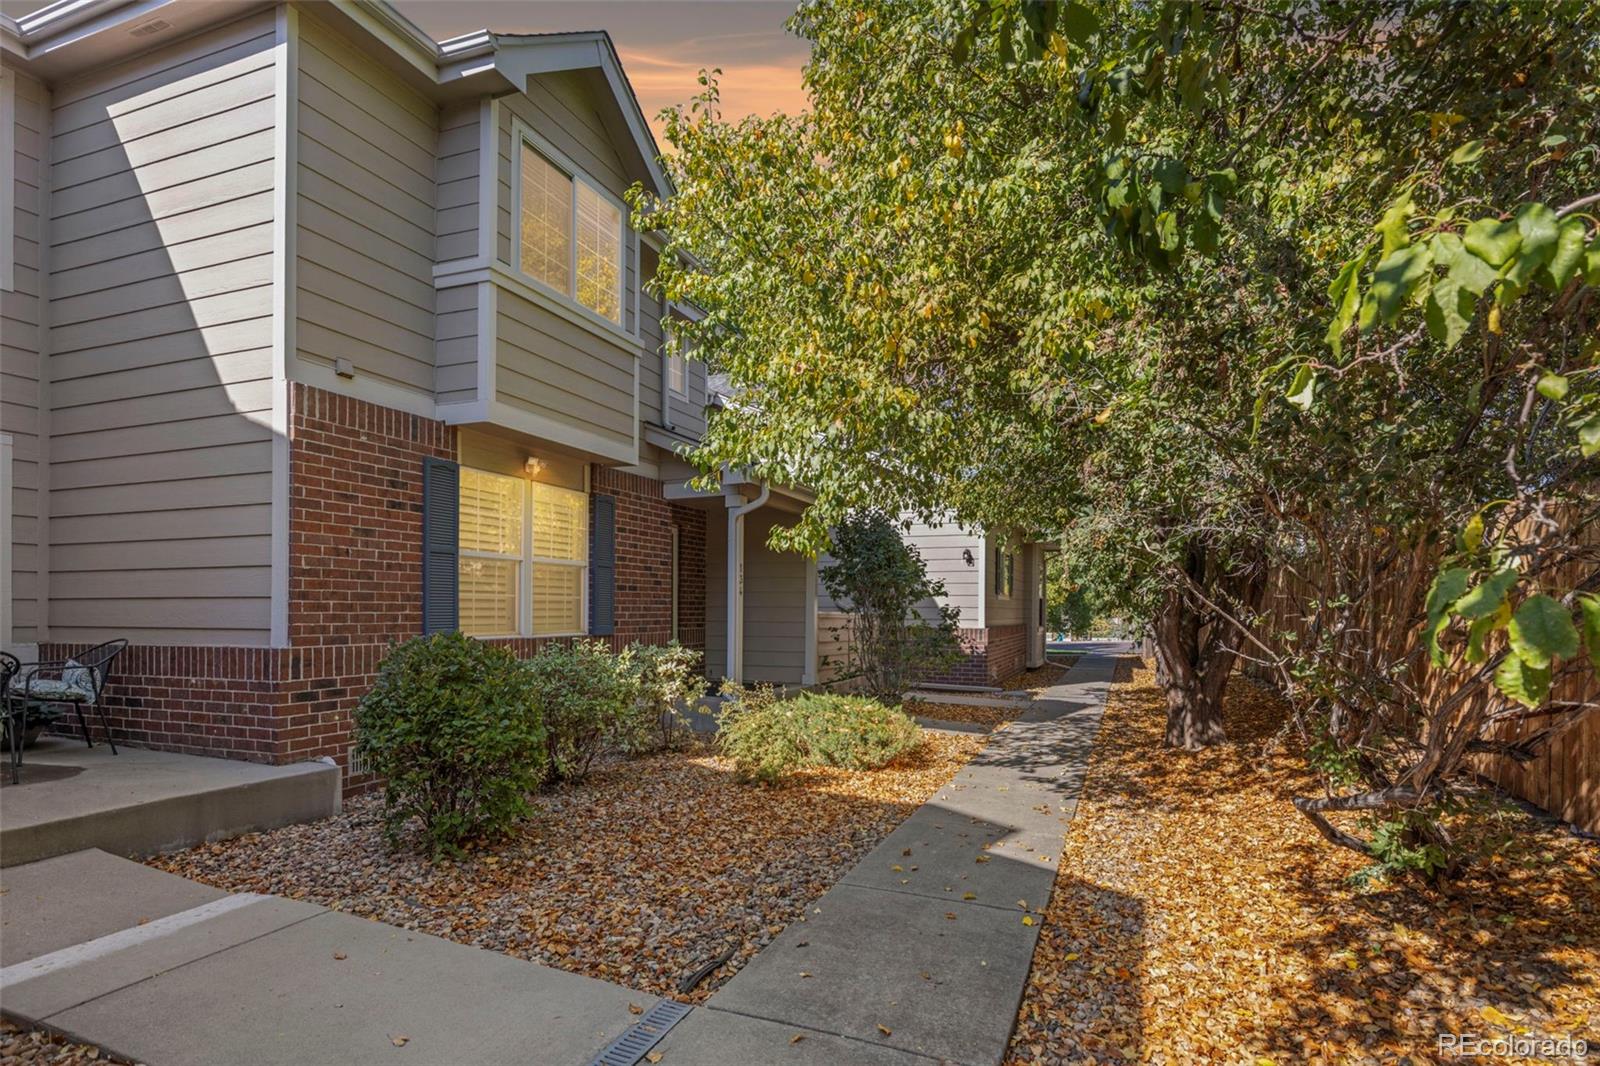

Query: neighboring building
[816,515,1051,688]
[0,0,815,789]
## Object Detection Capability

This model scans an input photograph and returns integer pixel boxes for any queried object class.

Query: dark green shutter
[590,494,616,635]
[422,457,459,634]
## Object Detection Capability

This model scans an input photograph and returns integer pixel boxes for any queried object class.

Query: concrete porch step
[0,738,339,867]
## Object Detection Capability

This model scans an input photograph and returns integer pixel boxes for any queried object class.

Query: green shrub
[355,633,545,855]
[525,639,643,783]
[632,642,710,749]
[717,691,921,784]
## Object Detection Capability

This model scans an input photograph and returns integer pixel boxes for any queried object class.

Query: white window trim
[510,120,628,334]
[460,465,590,640]
[1,67,15,294]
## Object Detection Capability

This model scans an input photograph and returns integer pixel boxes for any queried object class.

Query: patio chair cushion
[7,659,95,703]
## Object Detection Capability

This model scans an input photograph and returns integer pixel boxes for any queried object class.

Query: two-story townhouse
[0,0,818,789]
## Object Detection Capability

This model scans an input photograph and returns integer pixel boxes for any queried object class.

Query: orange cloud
[617,45,810,144]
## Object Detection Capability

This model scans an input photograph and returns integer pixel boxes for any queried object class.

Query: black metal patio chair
[8,639,128,761]
[1,652,20,785]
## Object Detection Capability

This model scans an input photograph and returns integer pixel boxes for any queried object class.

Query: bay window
[458,467,589,637]
[517,130,625,325]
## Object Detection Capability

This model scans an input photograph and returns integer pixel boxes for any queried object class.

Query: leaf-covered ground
[1008,663,1599,1065]
[0,1020,132,1066]
[904,659,1080,730]
[151,733,982,1003]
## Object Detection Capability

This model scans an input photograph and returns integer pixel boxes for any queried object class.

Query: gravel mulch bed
[1007,666,1600,1065]
[0,1021,135,1066]
[151,733,984,1003]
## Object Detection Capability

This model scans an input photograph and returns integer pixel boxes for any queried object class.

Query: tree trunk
[1152,588,1228,748]
[1150,544,1265,750]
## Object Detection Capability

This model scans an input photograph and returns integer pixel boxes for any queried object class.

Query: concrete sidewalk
[0,850,649,1066]
[1,650,1124,1066]
[661,647,1122,1066]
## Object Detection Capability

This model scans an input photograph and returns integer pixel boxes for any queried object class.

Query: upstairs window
[517,133,624,325]
[667,330,688,396]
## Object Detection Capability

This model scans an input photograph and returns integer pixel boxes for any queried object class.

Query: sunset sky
[393,1,813,146]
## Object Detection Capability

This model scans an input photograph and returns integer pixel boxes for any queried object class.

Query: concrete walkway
[657,646,1122,1066]
[0,649,1122,1066]
[0,850,647,1065]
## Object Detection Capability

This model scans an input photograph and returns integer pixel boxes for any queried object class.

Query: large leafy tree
[637,1,1599,867]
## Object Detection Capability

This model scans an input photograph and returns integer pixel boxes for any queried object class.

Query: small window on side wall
[994,546,1015,598]
[516,134,624,325]
[667,330,688,397]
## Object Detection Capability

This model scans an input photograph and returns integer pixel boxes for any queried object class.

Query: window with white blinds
[519,146,572,296]
[458,467,588,637]
[530,482,587,636]
[516,131,625,325]
[575,182,622,322]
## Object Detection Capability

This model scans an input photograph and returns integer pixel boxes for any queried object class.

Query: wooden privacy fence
[1247,558,1599,834]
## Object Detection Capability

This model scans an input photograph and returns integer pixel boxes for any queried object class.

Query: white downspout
[725,482,771,685]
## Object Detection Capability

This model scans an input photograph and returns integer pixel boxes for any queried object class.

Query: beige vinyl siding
[637,242,663,426]
[899,516,983,628]
[638,244,706,440]
[435,282,479,405]
[2,67,47,641]
[495,286,636,455]
[43,10,277,646]
[294,10,437,396]
[705,509,809,686]
[436,100,480,263]
[742,509,808,683]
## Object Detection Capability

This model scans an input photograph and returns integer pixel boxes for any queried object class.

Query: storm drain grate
[590,1000,693,1066]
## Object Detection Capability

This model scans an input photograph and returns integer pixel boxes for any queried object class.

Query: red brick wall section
[590,467,708,651]
[45,386,709,794]
[289,385,455,647]
[984,624,1029,683]
[40,644,287,762]
[922,624,1030,686]
[672,503,707,652]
